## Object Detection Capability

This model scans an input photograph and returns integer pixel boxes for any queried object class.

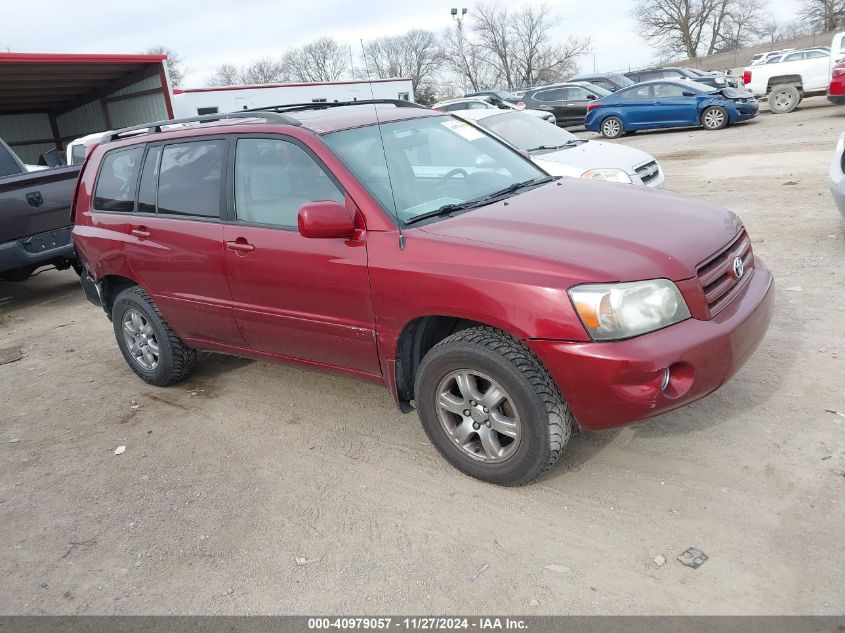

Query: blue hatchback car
[584,80,758,138]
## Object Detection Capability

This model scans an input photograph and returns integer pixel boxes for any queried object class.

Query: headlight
[568,279,691,341]
[581,168,632,184]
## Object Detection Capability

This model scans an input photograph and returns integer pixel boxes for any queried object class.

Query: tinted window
[640,71,663,81]
[806,50,828,58]
[534,88,567,102]
[94,147,143,212]
[0,143,22,178]
[235,138,344,228]
[619,85,651,99]
[784,52,804,62]
[157,141,226,218]
[610,74,634,87]
[653,83,687,98]
[137,145,162,213]
[591,79,614,91]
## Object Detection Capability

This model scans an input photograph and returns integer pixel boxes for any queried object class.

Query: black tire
[768,84,800,114]
[701,105,729,130]
[414,326,573,486]
[111,286,197,387]
[600,116,624,139]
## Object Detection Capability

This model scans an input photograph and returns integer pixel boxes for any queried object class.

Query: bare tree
[239,57,287,84]
[361,30,444,102]
[471,3,590,89]
[800,0,845,32]
[633,0,765,58]
[282,37,348,83]
[441,26,501,92]
[714,0,764,52]
[146,45,188,87]
[206,63,241,87]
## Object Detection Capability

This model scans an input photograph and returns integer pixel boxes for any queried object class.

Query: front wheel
[600,116,624,139]
[701,105,729,130]
[414,327,573,486]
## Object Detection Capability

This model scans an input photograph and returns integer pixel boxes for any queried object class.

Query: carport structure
[0,53,174,163]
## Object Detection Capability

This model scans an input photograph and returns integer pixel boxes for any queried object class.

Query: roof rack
[100,111,300,144]
[243,99,428,115]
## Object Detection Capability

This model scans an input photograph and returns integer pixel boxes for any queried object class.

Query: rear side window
[533,88,567,102]
[620,85,652,100]
[564,87,590,100]
[94,147,144,212]
[137,145,162,213]
[157,141,226,218]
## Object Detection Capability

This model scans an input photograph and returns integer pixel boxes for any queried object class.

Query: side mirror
[297,201,355,239]
[586,94,596,100]
[682,91,697,97]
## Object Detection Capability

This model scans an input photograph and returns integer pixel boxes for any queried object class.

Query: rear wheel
[112,286,196,386]
[701,105,729,130]
[414,327,573,486]
[768,84,801,113]
[600,116,624,139]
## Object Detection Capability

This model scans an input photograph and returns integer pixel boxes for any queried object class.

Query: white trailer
[173,78,414,117]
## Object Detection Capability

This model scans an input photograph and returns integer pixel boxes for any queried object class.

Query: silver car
[830,132,845,216]
[455,109,664,188]
[433,97,556,124]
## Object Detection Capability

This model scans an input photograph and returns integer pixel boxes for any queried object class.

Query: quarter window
[137,145,162,213]
[157,141,226,218]
[234,138,344,228]
[94,147,144,212]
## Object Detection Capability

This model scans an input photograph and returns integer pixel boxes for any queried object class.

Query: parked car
[585,80,758,138]
[625,66,740,89]
[750,49,794,65]
[0,138,81,282]
[829,132,845,216]
[465,90,519,104]
[432,97,556,123]
[518,82,611,126]
[828,62,845,104]
[453,109,664,187]
[743,32,844,113]
[568,73,634,92]
[73,101,774,486]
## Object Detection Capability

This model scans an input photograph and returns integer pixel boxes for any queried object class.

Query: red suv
[72,100,774,485]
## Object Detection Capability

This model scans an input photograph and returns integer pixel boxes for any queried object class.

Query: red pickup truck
[72,101,774,485]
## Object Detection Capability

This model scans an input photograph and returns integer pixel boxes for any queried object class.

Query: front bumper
[528,259,774,431]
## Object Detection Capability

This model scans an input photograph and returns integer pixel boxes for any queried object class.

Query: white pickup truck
[743,32,845,113]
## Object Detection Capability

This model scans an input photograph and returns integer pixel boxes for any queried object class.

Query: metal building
[0,53,174,163]
[172,78,414,118]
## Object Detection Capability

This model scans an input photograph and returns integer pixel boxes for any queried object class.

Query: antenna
[359,38,406,251]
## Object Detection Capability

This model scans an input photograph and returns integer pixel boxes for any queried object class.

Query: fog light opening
[659,368,671,392]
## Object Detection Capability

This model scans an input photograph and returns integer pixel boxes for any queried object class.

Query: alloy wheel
[435,369,521,463]
[121,308,160,371]
[602,119,621,137]
[704,108,726,128]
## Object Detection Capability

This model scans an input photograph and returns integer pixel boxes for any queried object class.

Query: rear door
[527,87,568,124]
[222,135,380,375]
[112,139,243,346]
[561,87,592,123]
[615,84,655,127]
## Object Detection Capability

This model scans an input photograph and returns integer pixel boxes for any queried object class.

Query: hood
[532,140,655,176]
[417,179,742,282]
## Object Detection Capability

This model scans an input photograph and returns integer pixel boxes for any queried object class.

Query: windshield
[323,115,547,224]
[609,74,634,87]
[478,112,578,151]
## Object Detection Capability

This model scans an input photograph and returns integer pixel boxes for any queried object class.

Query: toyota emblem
[732,256,745,280]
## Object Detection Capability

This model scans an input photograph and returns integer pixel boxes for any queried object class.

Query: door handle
[131,227,151,239]
[225,239,255,253]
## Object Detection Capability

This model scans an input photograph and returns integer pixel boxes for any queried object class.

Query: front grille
[635,160,660,184]
[696,230,754,316]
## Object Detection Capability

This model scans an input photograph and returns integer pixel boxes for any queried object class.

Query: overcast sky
[2,0,801,87]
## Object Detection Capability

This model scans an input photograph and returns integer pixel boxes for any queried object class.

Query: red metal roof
[0,53,169,114]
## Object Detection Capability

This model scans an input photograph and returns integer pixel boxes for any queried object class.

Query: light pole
[451,7,468,94]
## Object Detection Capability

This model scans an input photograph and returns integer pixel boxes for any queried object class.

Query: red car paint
[72,109,774,431]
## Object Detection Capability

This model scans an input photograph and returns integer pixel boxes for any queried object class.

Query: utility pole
[451,7,468,94]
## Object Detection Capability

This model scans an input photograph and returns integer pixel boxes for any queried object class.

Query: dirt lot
[1,97,844,615]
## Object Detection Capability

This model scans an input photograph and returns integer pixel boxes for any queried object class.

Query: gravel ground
[1,97,843,615]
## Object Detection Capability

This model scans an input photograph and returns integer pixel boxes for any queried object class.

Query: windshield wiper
[528,140,585,152]
[404,177,555,225]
